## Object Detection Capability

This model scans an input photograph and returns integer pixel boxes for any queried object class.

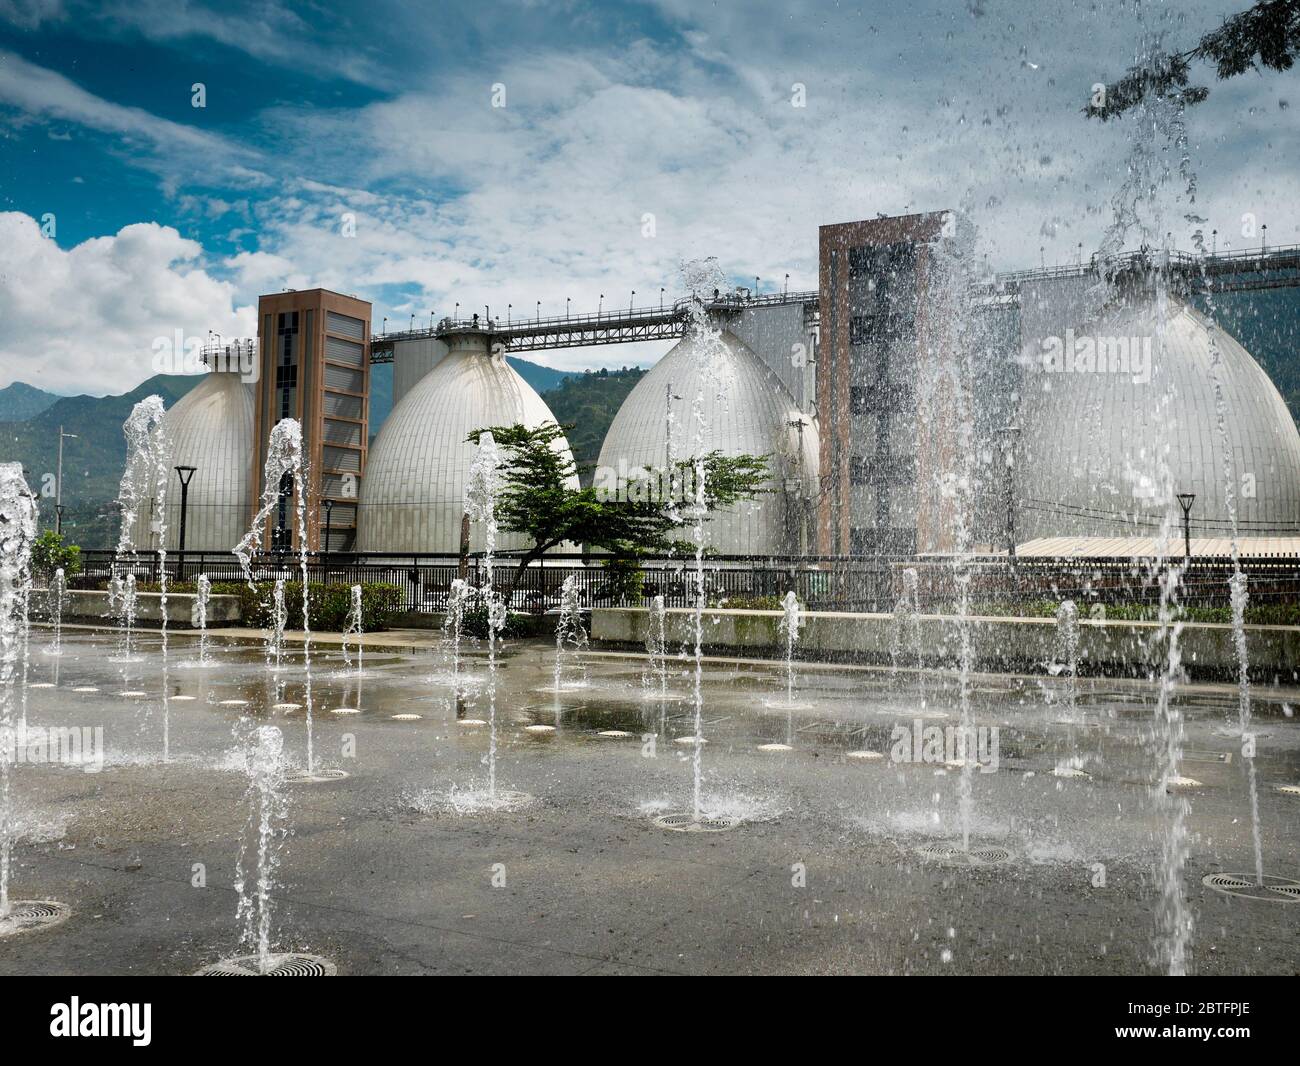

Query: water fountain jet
[0,463,70,938]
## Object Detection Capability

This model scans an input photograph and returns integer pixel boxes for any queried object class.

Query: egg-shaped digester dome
[1016,296,1300,538]
[161,369,255,550]
[596,326,819,556]
[359,334,580,553]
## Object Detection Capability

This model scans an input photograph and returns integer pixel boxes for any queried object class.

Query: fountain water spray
[195,574,211,666]
[552,573,587,696]
[1056,600,1080,719]
[0,463,68,937]
[194,720,332,975]
[463,431,512,804]
[1093,15,1195,970]
[1189,217,1266,889]
[117,397,172,756]
[118,574,138,663]
[343,584,363,676]
[777,591,801,707]
[679,259,729,823]
[890,567,923,691]
[643,593,669,700]
[235,420,323,778]
[49,567,65,658]
[233,720,287,973]
[922,230,982,854]
[268,578,287,671]
[443,577,470,686]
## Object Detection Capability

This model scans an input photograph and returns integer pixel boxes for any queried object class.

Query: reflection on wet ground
[4,627,1298,975]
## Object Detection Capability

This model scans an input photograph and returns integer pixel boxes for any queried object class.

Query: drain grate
[195,953,336,976]
[1052,766,1091,779]
[846,749,885,761]
[285,768,349,784]
[524,724,555,734]
[757,742,793,752]
[1202,873,1300,904]
[0,900,70,938]
[391,713,422,721]
[653,811,741,832]
[597,730,633,738]
[1275,785,1300,797]
[1211,728,1271,740]
[916,842,1013,867]
[328,707,360,715]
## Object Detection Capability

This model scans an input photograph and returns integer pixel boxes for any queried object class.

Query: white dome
[162,371,254,551]
[596,327,819,555]
[359,336,579,552]
[1016,296,1300,538]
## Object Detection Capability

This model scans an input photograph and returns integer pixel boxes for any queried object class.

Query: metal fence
[70,549,1300,617]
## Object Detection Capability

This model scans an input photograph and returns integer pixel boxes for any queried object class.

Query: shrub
[145,579,403,632]
[601,555,644,605]
[31,530,82,581]
[460,605,532,640]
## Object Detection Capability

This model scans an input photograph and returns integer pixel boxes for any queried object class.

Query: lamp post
[997,426,1020,563]
[322,498,334,567]
[55,426,78,535]
[1176,493,1196,560]
[174,465,196,579]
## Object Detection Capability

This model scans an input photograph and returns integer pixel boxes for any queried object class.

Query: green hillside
[0,373,203,541]
[1199,288,1300,428]
[0,382,60,422]
[542,366,647,481]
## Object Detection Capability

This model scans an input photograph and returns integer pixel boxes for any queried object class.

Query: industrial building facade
[253,289,372,552]
[139,212,1299,564]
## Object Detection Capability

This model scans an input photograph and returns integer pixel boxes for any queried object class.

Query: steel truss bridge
[367,243,1300,362]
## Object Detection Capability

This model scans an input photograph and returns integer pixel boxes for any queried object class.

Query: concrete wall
[48,590,242,628]
[592,606,1300,682]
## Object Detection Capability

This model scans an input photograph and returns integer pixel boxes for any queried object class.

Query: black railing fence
[68,549,1300,617]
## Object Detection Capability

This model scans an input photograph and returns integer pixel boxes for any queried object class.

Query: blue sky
[1,0,1296,394]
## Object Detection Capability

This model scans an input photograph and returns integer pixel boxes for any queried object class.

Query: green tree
[466,422,769,598]
[1087,1,1300,120]
[30,529,82,581]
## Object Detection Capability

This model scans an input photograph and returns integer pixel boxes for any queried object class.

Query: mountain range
[0,355,580,539]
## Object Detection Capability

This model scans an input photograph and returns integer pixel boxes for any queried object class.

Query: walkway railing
[69,549,1300,617]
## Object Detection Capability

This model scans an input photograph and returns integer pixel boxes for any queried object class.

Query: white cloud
[0,213,256,394]
[2,0,1297,386]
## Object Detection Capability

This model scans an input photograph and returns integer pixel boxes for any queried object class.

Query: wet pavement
[1,626,1297,975]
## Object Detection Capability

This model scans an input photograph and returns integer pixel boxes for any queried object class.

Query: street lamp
[174,466,197,562]
[55,426,78,535]
[1176,493,1196,560]
[997,426,1020,563]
